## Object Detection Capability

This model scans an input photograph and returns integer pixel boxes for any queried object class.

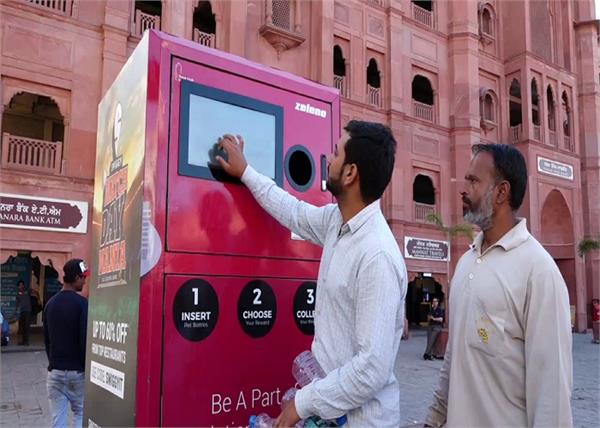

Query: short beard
[464,188,494,231]
[326,174,343,198]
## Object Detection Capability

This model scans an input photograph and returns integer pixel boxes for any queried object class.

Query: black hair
[471,143,528,211]
[343,120,397,204]
[17,280,25,286]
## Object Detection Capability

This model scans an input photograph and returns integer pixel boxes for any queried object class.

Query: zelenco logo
[295,102,327,118]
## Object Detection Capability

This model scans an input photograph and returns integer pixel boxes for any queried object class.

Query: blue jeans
[47,370,85,428]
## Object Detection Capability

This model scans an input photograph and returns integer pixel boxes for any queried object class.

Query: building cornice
[0,170,94,192]
[574,19,600,33]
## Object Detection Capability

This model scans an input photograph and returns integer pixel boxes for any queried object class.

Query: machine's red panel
[161,275,315,426]
[166,58,333,260]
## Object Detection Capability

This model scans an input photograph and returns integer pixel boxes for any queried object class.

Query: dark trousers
[18,311,30,345]
[425,324,442,356]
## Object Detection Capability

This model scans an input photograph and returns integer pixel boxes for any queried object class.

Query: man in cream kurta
[426,144,573,427]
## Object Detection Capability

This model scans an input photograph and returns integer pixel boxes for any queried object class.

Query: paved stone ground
[1,331,598,427]
[394,330,600,427]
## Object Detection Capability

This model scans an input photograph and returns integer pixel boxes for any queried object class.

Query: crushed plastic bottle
[248,413,276,428]
[249,351,346,428]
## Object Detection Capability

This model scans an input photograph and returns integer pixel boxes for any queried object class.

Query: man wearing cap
[43,258,89,428]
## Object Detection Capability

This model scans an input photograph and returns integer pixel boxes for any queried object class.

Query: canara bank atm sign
[0,193,88,234]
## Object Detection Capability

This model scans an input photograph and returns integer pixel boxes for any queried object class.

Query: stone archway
[540,189,576,322]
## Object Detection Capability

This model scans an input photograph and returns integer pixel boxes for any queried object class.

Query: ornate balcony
[259,0,305,56]
[533,125,541,142]
[549,130,557,146]
[1,133,62,175]
[367,85,382,108]
[334,75,348,98]
[25,0,73,15]
[415,202,436,222]
[412,3,435,29]
[510,124,522,142]
[133,9,160,38]
[413,100,434,122]
[193,29,215,48]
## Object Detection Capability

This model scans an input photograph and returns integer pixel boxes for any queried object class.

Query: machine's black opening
[285,146,314,191]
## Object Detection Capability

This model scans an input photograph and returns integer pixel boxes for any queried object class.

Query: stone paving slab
[1,332,598,427]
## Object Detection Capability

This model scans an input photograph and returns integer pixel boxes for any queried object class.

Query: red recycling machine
[84,30,340,427]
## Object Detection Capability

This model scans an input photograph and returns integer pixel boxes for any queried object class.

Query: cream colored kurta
[426,218,573,427]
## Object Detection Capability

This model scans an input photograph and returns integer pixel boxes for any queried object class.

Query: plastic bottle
[248,413,276,428]
[292,351,347,426]
[292,351,326,387]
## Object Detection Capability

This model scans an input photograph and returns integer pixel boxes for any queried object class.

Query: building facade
[1,0,598,330]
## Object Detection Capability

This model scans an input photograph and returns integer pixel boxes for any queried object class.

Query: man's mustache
[462,195,472,207]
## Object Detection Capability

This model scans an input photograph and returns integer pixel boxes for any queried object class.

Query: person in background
[43,259,89,428]
[423,298,444,360]
[592,298,600,344]
[16,280,31,345]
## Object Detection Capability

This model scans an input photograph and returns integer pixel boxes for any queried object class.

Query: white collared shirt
[241,166,407,427]
[426,218,573,427]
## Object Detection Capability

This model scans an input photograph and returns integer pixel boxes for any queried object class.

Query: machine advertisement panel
[84,34,148,427]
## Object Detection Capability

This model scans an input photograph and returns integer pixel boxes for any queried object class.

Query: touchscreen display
[187,95,277,180]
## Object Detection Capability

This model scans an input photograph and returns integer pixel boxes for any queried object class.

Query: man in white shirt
[217,120,407,427]
[425,143,573,427]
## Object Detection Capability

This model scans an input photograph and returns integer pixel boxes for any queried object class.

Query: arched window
[412,75,434,105]
[366,58,382,107]
[133,0,162,37]
[193,1,216,47]
[509,79,522,126]
[367,58,381,88]
[531,79,540,127]
[479,89,497,131]
[334,45,346,77]
[333,45,348,97]
[481,7,493,35]
[547,86,556,132]
[483,93,495,122]
[412,75,434,122]
[2,92,65,173]
[413,174,435,205]
[562,91,570,137]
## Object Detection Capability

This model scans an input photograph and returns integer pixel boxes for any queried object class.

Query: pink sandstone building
[0,0,598,331]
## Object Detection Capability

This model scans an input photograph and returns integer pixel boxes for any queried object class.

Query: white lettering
[295,101,327,119]
[242,310,272,319]
[182,311,211,321]
[211,393,232,415]
[236,391,247,411]
[296,310,314,318]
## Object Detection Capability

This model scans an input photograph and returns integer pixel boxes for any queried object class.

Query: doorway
[406,273,444,327]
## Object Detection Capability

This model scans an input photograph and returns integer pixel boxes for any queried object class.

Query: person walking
[217,121,407,428]
[43,259,89,428]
